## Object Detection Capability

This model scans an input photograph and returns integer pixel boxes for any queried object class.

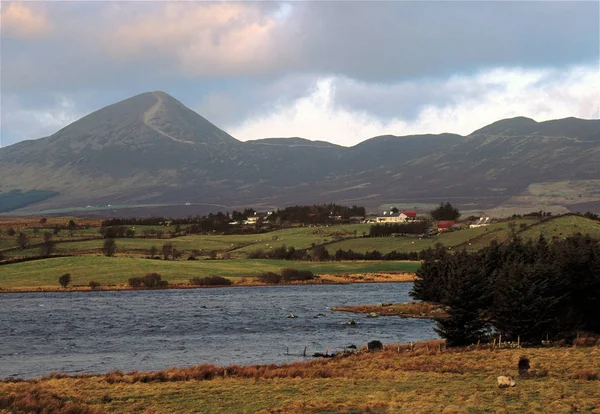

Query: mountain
[1,91,599,215]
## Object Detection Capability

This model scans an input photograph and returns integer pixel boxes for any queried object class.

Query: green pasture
[519,215,600,240]
[0,256,420,289]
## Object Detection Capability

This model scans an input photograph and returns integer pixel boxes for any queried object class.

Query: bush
[128,277,142,287]
[256,272,282,284]
[189,275,232,286]
[141,273,162,287]
[281,268,314,281]
[58,273,71,288]
[247,249,266,259]
[89,281,101,290]
[103,238,117,257]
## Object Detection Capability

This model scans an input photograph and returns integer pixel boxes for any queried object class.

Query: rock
[367,340,383,352]
[287,313,297,318]
[312,352,335,358]
[367,312,378,318]
[518,357,530,376]
[346,319,357,325]
[497,375,516,388]
[347,344,357,349]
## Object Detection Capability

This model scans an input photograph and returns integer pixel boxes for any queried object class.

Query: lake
[0,283,437,379]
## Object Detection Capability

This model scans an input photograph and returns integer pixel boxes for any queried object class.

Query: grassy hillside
[326,219,539,254]
[0,257,419,289]
[1,224,370,259]
[519,214,600,240]
[2,216,599,261]
[2,345,599,412]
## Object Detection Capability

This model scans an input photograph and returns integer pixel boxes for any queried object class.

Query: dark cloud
[1,1,597,145]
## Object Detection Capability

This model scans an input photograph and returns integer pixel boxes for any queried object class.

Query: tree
[391,207,399,214]
[149,246,158,258]
[53,226,61,236]
[40,239,55,257]
[172,248,183,260]
[430,252,492,346]
[492,261,567,343]
[103,238,117,257]
[16,233,29,249]
[43,231,53,243]
[430,202,461,221]
[39,218,47,225]
[58,273,71,288]
[162,243,173,260]
[68,219,77,236]
[311,245,330,261]
[7,227,16,237]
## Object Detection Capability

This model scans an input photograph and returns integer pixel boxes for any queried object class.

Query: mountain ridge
[1,91,599,215]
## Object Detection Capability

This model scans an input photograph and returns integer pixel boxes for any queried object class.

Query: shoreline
[0,272,417,294]
[332,301,446,319]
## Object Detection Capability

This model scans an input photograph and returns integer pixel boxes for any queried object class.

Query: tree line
[368,221,431,237]
[411,234,600,346]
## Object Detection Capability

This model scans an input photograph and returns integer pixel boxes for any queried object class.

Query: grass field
[1,345,598,413]
[0,256,420,289]
[519,215,600,240]
[325,219,539,254]
[3,217,599,260]
[0,224,370,259]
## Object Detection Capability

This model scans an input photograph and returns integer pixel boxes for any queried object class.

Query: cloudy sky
[1,1,598,147]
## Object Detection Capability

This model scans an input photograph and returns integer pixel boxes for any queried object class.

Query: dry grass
[318,272,416,284]
[2,344,599,413]
[333,301,446,319]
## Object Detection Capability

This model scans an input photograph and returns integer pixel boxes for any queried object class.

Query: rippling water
[0,283,437,379]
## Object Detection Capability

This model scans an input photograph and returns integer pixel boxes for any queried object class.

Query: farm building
[470,217,491,228]
[436,221,455,231]
[376,211,418,223]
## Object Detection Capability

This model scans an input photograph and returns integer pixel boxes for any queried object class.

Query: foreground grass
[0,256,420,290]
[2,346,599,413]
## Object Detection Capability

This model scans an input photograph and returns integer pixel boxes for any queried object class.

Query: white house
[376,211,418,223]
[469,217,491,228]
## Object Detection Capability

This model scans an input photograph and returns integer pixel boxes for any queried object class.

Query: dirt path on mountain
[143,92,195,145]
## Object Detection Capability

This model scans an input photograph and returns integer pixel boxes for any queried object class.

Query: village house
[244,211,273,225]
[469,217,491,228]
[376,211,418,223]
[436,220,455,232]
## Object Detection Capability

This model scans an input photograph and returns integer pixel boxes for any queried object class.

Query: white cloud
[0,2,53,39]
[228,65,600,146]
[1,96,81,146]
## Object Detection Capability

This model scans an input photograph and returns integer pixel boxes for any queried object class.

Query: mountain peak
[45,90,239,149]
[469,117,539,137]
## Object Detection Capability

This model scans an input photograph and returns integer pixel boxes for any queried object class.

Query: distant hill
[0,91,598,215]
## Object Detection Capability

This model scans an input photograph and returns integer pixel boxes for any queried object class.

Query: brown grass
[333,301,446,319]
[318,272,416,284]
[1,344,600,413]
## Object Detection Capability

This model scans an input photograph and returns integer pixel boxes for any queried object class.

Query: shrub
[58,273,71,288]
[103,238,117,257]
[89,281,101,290]
[257,272,282,284]
[141,273,162,287]
[248,249,266,259]
[281,268,314,281]
[128,277,142,287]
[189,275,232,286]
